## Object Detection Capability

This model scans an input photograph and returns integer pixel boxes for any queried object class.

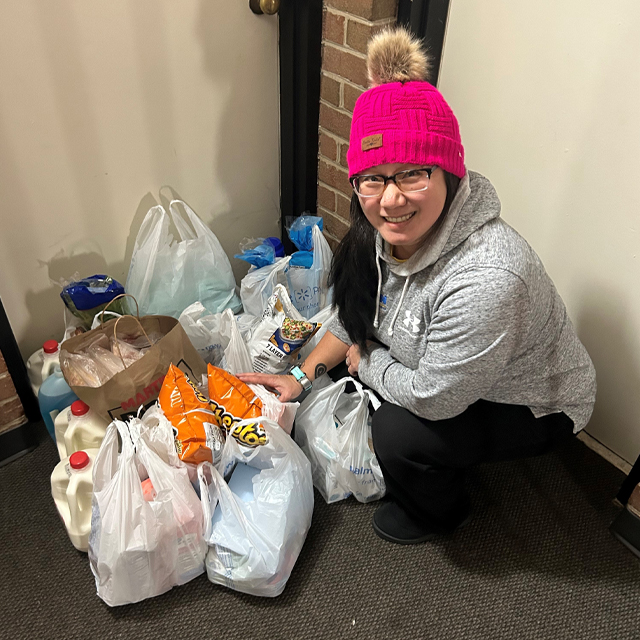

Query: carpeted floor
[1,423,639,640]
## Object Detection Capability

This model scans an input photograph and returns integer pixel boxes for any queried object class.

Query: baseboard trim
[577,431,631,475]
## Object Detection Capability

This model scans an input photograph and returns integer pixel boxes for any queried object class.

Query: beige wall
[439,1,640,462]
[0,1,280,359]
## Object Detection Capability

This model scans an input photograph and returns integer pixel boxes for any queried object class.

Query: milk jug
[62,400,108,459]
[38,366,78,441]
[51,449,99,552]
[27,340,60,396]
[54,405,73,460]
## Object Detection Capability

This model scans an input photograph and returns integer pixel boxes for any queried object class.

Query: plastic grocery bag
[248,285,321,375]
[287,215,323,251]
[240,257,290,318]
[294,377,385,504]
[179,304,259,367]
[285,223,333,319]
[126,199,241,318]
[220,310,299,435]
[88,419,206,606]
[198,417,313,597]
[179,302,226,366]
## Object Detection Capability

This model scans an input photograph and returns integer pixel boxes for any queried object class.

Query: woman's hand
[236,372,303,402]
[345,344,362,376]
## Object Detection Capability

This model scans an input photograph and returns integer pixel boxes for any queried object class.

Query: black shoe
[372,501,471,545]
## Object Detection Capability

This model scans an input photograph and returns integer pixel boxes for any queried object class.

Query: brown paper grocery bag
[60,314,207,421]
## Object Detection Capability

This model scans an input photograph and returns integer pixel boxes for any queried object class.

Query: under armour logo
[403,310,420,333]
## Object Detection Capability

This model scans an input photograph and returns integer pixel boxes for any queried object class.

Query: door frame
[398,0,451,86]
[278,0,323,253]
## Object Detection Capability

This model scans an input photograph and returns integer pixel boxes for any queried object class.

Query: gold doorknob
[250,0,280,15]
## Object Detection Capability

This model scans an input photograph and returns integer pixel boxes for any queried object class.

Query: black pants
[371,399,575,528]
[326,362,575,526]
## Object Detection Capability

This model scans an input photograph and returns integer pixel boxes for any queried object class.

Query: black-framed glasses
[350,166,438,197]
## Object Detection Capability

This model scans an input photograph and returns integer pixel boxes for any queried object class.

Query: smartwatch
[290,365,312,392]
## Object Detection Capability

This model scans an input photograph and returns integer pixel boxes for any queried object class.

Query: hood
[376,170,502,277]
[371,170,502,335]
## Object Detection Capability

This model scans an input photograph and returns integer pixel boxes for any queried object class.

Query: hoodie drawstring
[373,253,383,329]
[387,275,411,337]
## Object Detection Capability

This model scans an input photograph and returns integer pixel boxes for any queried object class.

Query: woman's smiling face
[356,162,447,260]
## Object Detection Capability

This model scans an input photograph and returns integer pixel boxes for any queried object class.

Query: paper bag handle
[112,314,152,369]
[98,293,140,325]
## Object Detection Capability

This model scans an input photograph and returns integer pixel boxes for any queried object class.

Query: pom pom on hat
[367,27,432,87]
[347,26,465,179]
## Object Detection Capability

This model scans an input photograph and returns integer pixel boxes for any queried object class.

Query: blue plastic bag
[234,239,276,269]
[287,216,323,252]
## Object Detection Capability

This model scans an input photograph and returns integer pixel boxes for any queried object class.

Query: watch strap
[290,365,312,392]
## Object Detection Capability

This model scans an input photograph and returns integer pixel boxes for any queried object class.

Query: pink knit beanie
[347,28,465,179]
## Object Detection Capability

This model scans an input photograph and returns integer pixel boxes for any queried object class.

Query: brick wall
[0,350,27,435]
[318,0,398,249]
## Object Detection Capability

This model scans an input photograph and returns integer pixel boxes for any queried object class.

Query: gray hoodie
[326,171,596,432]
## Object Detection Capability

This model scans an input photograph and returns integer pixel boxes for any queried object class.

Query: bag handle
[198,459,253,542]
[168,199,227,252]
[331,375,381,411]
[168,200,197,241]
[112,314,153,369]
[97,293,140,325]
[197,462,216,539]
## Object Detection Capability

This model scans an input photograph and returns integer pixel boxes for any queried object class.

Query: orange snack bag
[207,364,267,448]
[159,364,223,464]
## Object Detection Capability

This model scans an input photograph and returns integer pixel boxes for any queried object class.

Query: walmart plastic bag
[240,257,290,318]
[294,376,385,504]
[198,417,313,597]
[88,419,206,606]
[126,199,241,318]
[285,224,333,319]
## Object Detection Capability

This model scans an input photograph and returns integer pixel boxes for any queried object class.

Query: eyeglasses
[350,166,438,198]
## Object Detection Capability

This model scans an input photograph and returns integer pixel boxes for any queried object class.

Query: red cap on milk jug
[71,400,90,417]
[43,340,59,354]
[69,451,90,470]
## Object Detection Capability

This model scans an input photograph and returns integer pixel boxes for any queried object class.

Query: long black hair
[328,170,461,354]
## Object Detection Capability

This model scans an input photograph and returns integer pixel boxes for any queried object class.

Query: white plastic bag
[88,419,205,606]
[126,200,242,318]
[285,225,333,319]
[248,285,320,375]
[221,309,299,434]
[179,302,226,366]
[240,256,290,318]
[295,376,385,504]
[198,417,313,597]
